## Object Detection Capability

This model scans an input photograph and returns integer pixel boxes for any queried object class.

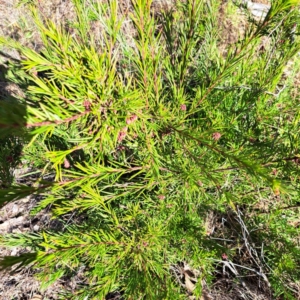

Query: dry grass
[217,1,249,56]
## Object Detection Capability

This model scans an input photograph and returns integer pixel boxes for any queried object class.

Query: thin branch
[0,111,89,129]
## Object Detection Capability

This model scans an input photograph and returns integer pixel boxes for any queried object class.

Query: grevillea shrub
[1,0,300,299]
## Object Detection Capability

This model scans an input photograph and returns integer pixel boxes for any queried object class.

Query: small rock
[12,204,19,214]
[30,294,42,300]
[11,247,18,256]
[240,0,270,20]
[21,196,31,203]
[33,224,39,231]
[0,216,25,231]
[247,2,270,19]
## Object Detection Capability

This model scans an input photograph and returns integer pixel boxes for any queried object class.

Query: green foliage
[0,0,300,298]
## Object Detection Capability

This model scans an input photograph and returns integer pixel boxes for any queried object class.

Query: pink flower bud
[64,159,70,168]
[83,100,91,111]
[212,132,221,141]
[117,127,128,142]
[222,253,228,260]
[126,115,138,125]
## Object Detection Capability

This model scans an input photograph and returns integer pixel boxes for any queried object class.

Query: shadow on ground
[0,60,28,189]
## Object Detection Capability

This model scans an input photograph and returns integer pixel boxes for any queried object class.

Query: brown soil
[217,2,249,56]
